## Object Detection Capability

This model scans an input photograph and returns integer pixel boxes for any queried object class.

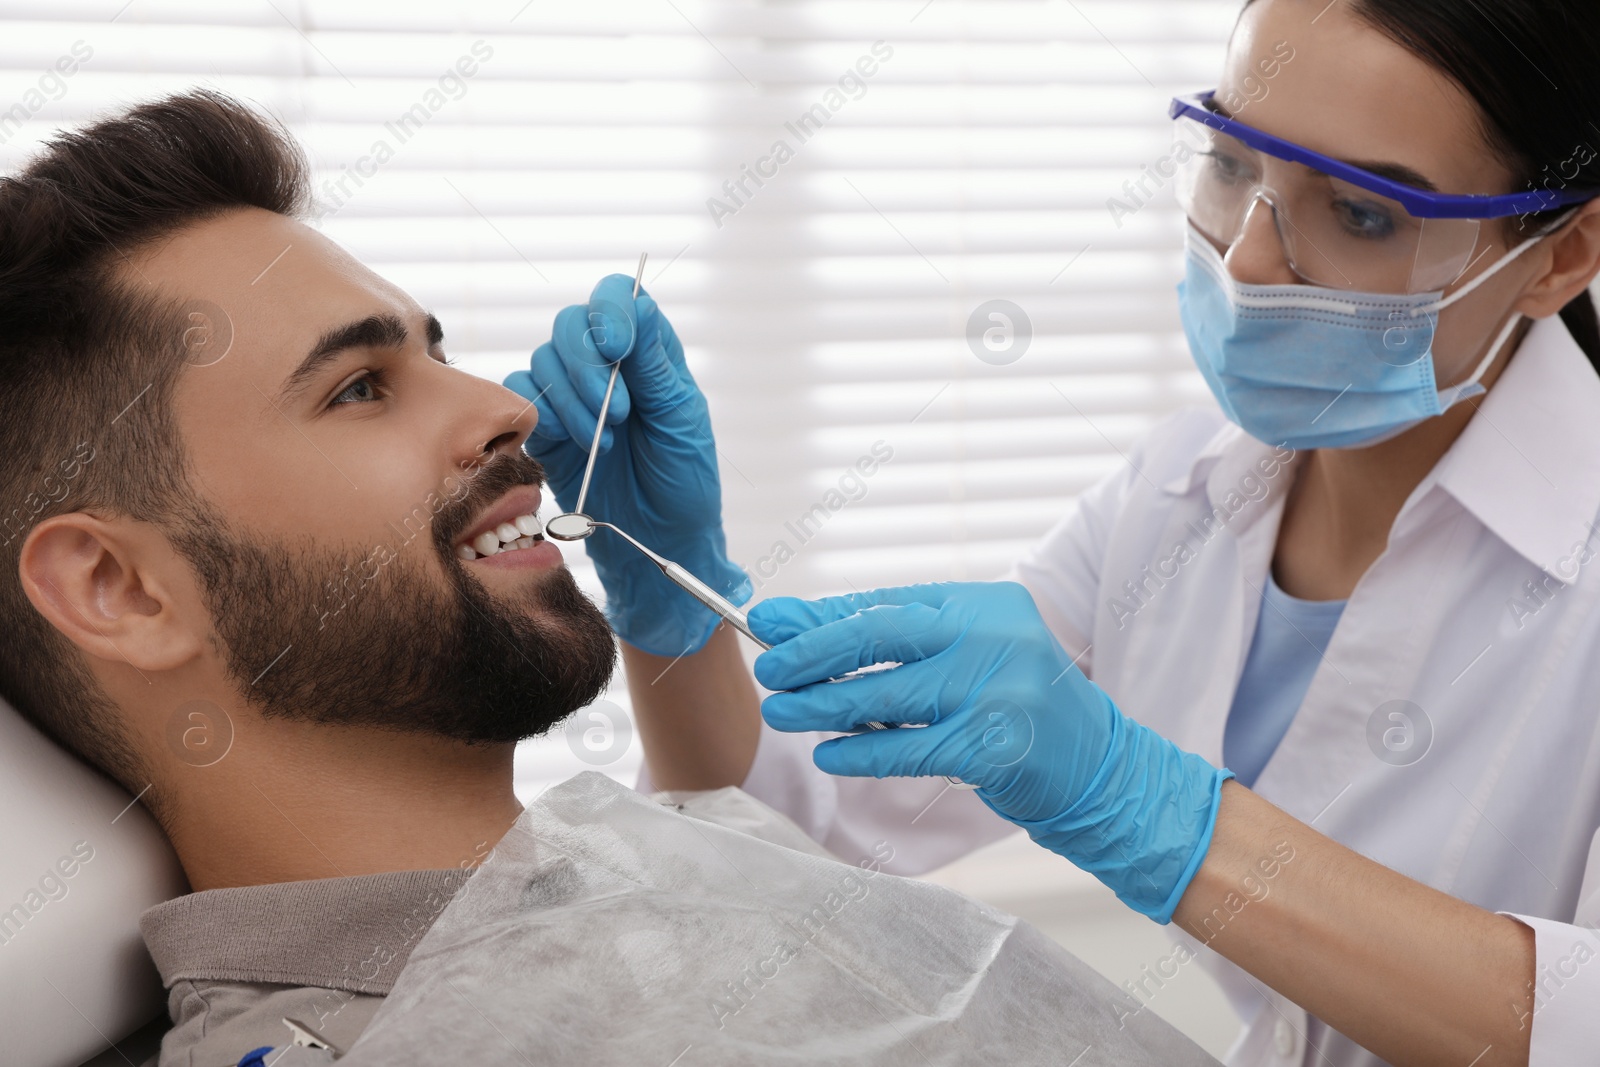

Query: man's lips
[461,535,564,570]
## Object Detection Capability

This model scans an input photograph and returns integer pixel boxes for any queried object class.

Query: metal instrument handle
[571,252,648,518]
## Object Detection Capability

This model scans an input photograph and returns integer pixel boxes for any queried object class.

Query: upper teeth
[455,513,543,560]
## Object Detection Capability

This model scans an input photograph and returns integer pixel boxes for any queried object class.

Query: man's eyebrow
[277,312,443,405]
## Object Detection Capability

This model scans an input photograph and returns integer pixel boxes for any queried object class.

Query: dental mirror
[544,252,647,542]
[543,513,596,542]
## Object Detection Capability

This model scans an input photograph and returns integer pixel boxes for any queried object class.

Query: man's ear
[1516,198,1600,319]
[18,513,207,674]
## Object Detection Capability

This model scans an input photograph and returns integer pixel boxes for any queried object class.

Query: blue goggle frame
[1169,91,1597,220]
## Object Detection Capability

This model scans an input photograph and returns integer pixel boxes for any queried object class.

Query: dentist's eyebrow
[1207,98,1441,193]
[1343,160,1439,192]
[277,312,443,404]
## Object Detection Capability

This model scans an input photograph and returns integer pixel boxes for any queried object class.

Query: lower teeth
[468,533,545,559]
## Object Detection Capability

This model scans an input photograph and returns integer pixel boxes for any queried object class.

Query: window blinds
[0,0,1237,796]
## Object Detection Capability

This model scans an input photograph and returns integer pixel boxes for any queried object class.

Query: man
[0,90,618,1057]
[0,92,1218,1066]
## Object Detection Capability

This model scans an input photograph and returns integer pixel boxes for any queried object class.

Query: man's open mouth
[454,512,546,560]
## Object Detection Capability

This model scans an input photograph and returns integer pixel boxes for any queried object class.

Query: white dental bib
[276,773,1217,1065]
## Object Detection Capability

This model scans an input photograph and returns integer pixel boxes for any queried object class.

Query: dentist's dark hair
[0,90,309,792]
[1244,0,1600,367]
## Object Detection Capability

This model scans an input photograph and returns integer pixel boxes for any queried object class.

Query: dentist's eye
[1202,149,1256,187]
[1332,196,1398,240]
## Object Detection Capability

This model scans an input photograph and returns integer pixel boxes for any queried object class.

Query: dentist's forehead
[1224,0,1513,199]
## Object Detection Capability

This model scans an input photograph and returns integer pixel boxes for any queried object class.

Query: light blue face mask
[1177,223,1540,450]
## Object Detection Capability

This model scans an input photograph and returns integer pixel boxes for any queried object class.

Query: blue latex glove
[504,275,751,656]
[749,581,1234,924]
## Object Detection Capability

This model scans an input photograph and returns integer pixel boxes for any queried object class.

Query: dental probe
[565,251,647,525]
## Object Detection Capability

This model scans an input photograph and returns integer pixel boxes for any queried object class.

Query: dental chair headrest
[0,694,185,1066]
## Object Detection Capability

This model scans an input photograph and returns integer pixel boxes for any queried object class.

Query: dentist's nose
[1223,193,1300,287]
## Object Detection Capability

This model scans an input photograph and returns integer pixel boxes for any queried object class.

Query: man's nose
[464,377,539,464]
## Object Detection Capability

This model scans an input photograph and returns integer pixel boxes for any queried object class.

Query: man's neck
[160,718,524,892]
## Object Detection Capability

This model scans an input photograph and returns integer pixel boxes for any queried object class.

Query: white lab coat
[641,313,1600,1065]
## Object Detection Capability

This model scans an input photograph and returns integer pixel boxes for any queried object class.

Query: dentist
[508,1,1600,1064]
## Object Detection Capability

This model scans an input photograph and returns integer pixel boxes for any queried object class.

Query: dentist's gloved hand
[504,274,750,656]
[749,582,1234,924]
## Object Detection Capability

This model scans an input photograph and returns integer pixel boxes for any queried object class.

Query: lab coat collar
[1160,418,1296,537]
[1159,422,1238,497]
[1431,314,1600,577]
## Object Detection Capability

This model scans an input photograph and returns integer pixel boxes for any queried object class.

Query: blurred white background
[0,0,1240,1053]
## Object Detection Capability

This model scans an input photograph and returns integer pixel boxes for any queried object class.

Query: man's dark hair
[0,90,309,788]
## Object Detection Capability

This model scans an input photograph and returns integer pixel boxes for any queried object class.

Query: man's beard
[166,453,616,744]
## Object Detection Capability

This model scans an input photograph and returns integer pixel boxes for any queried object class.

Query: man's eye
[328,355,452,409]
[330,371,386,407]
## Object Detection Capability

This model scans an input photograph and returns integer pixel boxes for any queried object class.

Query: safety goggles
[1167,91,1596,294]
